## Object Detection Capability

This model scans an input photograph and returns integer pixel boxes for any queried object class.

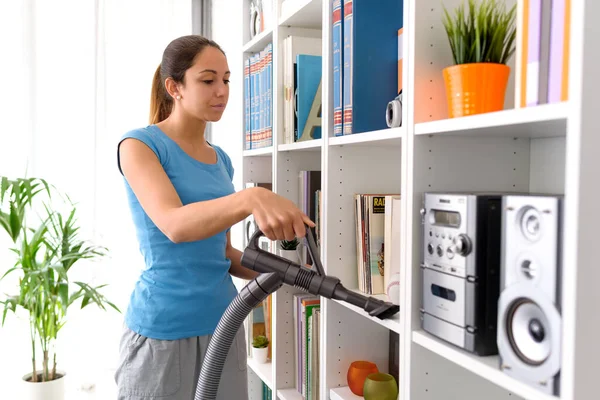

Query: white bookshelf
[247,358,274,390]
[239,0,599,400]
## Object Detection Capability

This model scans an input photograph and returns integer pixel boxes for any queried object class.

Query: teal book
[295,54,322,141]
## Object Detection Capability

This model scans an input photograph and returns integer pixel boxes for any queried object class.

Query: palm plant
[0,176,119,383]
[442,0,517,65]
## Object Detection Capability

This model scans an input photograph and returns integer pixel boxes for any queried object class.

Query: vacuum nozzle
[241,227,400,320]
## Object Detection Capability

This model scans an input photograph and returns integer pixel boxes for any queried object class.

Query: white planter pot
[252,346,269,364]
[22,371,66,400]
[280,249,299,264]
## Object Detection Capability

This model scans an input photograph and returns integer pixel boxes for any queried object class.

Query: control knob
[450,234,472,256]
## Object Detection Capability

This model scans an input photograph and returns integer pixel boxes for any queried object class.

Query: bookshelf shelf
[247,358,273,390]
[415,102,568,138]
[243,147,274,157]
[243,28,273,53]
[412,330,560,400]
[332,290,401,334]
[328,127,404,147]
[276,388,303,400]
[279,0,323,29]
[329,386,362,400]
[278,138,323,152]
[236,0,597,399]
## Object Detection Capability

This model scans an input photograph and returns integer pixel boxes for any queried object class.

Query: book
[295,54,322,141]
[342,0,403,135]
[332,0,344,136]
[244,58,251,149]
[282,35,322,144]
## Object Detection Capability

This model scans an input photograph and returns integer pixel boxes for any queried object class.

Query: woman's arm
[119,138,314,243]
[226,231,260,280]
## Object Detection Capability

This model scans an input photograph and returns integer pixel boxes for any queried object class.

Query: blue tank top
[117,124,238,340]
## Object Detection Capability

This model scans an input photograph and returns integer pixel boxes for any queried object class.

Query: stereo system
[420,192,563,396]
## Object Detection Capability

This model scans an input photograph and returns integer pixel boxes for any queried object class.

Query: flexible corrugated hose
[194,272,282,400]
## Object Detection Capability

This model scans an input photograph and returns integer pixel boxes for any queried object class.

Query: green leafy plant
[442,0,517,65]
[0,176,120,383]
[280,238,299,250]
[252,335,269,348]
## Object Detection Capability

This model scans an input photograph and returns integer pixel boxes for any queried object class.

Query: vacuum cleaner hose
[195,227,398,399]
[195,272,282,400]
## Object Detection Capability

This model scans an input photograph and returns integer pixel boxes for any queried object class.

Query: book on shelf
[384,195,401,305]
[296,54,322,142]
[299,171,322,263]
[261,381,272,400]
[334,0,403,136]
[332,0,343,136]
[282,35,322,145]
[293,293,321,400]
[516,0,571,107]
[354,194,401,296]
[244,43,273,150]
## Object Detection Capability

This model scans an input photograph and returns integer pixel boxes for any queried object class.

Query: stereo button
[436,245,443,257]
[427,243,434,255]
[446,246,455,259]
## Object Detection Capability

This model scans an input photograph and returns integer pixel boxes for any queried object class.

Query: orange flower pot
[443,63,510,118]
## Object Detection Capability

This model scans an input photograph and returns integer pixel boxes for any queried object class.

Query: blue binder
[342,0,403,135]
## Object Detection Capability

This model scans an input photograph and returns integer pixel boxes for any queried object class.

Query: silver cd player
[420,192,507,356]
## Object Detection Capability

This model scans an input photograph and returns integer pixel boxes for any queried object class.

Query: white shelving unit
[239,0,599,399]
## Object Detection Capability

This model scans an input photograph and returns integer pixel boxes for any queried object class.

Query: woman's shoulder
[120,125,161,144]
[118,125,169,173]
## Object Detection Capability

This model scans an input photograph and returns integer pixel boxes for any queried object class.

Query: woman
[114,35,314,400]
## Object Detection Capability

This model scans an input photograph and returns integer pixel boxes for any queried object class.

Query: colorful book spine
[251,54,258,148]
[548,0,570,103]
[526,0,541,107]
[332,0,343,136]
[244,58,251,150]
[519,0,570,106]
[398,27,404,95]
[259,49,265,148]
[342,0,353,135]
[560,0,571,102]
[537,0,552,105]
[267,43,273,146]
[519,0,529,108]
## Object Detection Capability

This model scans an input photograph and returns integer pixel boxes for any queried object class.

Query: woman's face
[178,46,230,122]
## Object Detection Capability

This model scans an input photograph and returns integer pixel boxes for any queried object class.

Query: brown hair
[149,35,226,124]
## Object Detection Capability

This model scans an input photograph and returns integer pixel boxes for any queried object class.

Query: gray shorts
[114,324,248,400]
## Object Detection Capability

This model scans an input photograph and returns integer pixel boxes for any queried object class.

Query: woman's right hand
[248,187,315,241]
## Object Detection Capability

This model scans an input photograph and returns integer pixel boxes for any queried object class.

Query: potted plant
[0,177,120,400]
[252,335,269,364]
[279,238,300,264]
[441,0,517,117]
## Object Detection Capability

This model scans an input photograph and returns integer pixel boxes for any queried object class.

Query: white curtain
[0,0,192,393]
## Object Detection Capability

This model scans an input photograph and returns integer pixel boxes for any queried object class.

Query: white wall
[0,1,244,395]
[0,1,193,395]
[210,0,245,252]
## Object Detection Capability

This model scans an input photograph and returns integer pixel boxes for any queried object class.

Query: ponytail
[149,64,172,124]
